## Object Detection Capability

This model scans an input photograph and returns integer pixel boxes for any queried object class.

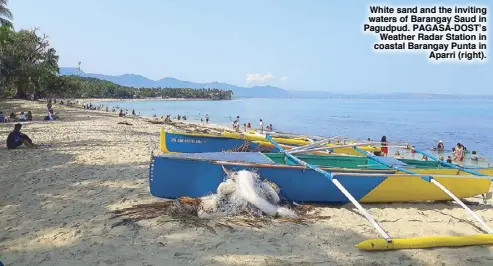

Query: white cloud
[245,73,275,83]
[245,73,288,84]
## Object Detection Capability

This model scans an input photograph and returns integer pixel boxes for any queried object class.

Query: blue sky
[9,0,492,93]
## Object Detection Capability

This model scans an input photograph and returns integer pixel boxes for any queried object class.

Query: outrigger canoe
[159,129,380,156]
[149,152,491,203]
[266,153,493,173]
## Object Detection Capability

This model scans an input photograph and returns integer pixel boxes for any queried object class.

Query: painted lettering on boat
[170,138,207,144]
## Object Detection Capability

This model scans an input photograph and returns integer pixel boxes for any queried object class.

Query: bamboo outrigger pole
[354,147,493,235]
[265,135,393,243]
[291,142,408,155]
[287,135,341,152]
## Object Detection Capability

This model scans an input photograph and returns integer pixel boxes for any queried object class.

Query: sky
[8,0,492,94]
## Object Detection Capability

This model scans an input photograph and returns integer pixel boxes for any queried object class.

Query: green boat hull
[265,153,446,169]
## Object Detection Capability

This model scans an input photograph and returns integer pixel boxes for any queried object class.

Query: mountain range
[59,67,493,100]
[59,67,289,98]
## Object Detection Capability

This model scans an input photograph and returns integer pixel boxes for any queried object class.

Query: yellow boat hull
[238,136,380,156]
[161,129,380,156]
[360,174,491,203]
[356,234,493,250]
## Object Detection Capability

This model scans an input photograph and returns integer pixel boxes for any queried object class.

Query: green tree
[42,75,233,100]
[0,27,59,98]
[0,0,13,28]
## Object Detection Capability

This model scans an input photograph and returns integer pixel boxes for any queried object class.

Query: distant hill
[60,68,492,100]
[59,67,289,98]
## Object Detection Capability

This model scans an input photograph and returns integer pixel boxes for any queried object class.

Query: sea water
[96,98,493,160]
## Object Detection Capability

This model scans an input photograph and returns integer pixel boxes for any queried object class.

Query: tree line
[0,1,232,101]
[52,75,233,100]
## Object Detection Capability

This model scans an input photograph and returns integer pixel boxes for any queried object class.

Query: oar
[354,147,493,235]
[266,135,393,243]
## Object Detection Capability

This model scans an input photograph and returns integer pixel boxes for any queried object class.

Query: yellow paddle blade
[356,234,493,251]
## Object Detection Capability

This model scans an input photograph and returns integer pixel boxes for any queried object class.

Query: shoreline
[77,98,238,131]
[81,97,231,104]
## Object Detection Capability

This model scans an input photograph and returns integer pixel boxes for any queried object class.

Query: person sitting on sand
[6,123,37,149]
[9,112,16,121]
[27,111,33,121]
[44,109,59,121]
[18,112,27,121]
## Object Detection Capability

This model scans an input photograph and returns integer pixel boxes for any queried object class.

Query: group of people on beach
[231,116,273,133]
[0,110,33,122]
[1,100,58,124]
[3,99,67,150]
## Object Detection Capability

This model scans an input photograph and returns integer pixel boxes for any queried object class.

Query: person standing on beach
[380,136,388,156]
[259,119,264,132]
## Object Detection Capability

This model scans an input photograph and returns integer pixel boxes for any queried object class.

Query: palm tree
[0,0,13,28]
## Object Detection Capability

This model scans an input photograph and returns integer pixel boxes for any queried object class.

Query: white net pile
[198,169,297,219]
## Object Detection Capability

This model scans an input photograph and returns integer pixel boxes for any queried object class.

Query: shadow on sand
[0,107,492,265]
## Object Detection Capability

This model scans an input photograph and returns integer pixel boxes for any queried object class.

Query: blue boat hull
[149,153,393,203]
[162,131,279,153]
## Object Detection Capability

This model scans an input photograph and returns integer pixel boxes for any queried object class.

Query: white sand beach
[1,99,493,266]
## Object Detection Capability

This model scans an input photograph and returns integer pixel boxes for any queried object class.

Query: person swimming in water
[437,140,444,151]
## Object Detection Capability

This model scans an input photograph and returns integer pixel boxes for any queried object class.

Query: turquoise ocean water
[96,98,493,161]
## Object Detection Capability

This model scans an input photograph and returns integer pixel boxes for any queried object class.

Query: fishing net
[109,169,301,228]
[198,170,297,218]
